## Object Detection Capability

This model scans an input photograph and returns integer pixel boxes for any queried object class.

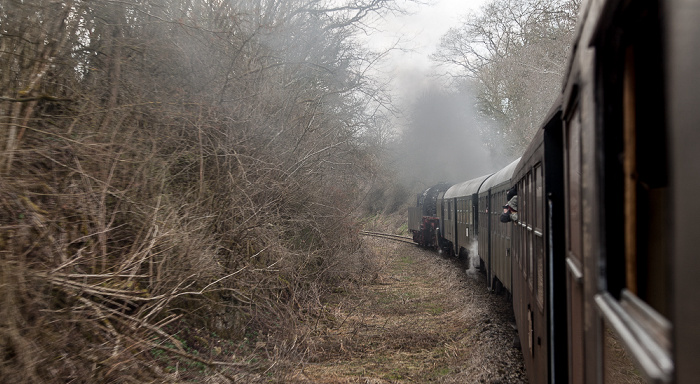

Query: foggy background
[394,88,506,187]
[361,0,576,194]
[358,0,505,190]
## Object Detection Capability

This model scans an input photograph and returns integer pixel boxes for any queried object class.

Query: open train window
[594,0,672,381]
[597,0,668,318]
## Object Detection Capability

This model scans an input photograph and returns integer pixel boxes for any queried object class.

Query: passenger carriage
[477,158,520,292]
[442,174,491,259]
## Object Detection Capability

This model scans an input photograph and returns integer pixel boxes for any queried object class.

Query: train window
[531,169,537,228]
[595,0,672,381]
[462,199,466,225]
[597,0,669,315]
[456,200,459,224]
[462,200,471,225]
[464,199,467,225]
[457,199,461,224]
[462,199,466,224]
[457,199,464,223]
[465,199,468,225]
[467,200,470,226]
[567,110,582,261]
[466,199,469,225]
[463,199,466,224]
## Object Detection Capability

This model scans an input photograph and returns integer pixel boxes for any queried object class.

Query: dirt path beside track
[288,238,527,383]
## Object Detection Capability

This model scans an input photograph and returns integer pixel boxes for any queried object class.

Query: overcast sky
[362,0,487,103]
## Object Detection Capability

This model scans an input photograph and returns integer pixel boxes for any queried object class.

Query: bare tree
[433,0,579,156]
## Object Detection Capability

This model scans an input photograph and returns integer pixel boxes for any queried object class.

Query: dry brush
[0,0,399,381]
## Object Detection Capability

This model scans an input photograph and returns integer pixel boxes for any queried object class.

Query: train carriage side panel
[478,193,489,271]
[563,0,685,382]
[512,100,565,384]
[441,196,455,255]
[544,105,566,384]
[435,190,448,252]
[478,158,520,292]
[444,174,492,258]
[513,130,547,384]
[667,0,700,380]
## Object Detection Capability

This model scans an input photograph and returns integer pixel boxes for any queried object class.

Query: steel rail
[360,231,415,245]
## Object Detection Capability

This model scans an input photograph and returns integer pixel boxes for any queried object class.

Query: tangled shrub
[0,0,396,381]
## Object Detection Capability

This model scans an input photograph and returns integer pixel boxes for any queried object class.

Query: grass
[284,238,482,382]
[281,233,526,383]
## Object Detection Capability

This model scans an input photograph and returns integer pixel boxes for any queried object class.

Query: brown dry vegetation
[287,233,527,383]
[0,1,407,382]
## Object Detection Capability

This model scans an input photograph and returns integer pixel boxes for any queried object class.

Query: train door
[564,102,585,384]
[436,194,445,250]
[479,193,491,281]
[543,108,567,384]
[471,193,478,238]
[449,198,462,256]
[490,190,498,291]
[444,198,455,254]
[532,164,547,383]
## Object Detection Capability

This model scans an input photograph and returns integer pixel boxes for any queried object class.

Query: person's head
[500,212,511,223]
[506,185,518,201]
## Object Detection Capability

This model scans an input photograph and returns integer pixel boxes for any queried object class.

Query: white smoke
[466,239,481,276]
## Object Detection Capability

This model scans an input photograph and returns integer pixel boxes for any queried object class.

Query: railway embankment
[288,236,527,383]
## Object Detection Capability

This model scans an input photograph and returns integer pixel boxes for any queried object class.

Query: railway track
[360,231,415,245]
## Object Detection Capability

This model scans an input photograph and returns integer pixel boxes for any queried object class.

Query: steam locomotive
[408,0,700,382]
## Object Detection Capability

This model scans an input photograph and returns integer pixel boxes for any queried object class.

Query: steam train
[408,0,700,382]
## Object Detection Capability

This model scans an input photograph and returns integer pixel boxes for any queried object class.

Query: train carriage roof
[478,157,521,195]
[444,174,492,199]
